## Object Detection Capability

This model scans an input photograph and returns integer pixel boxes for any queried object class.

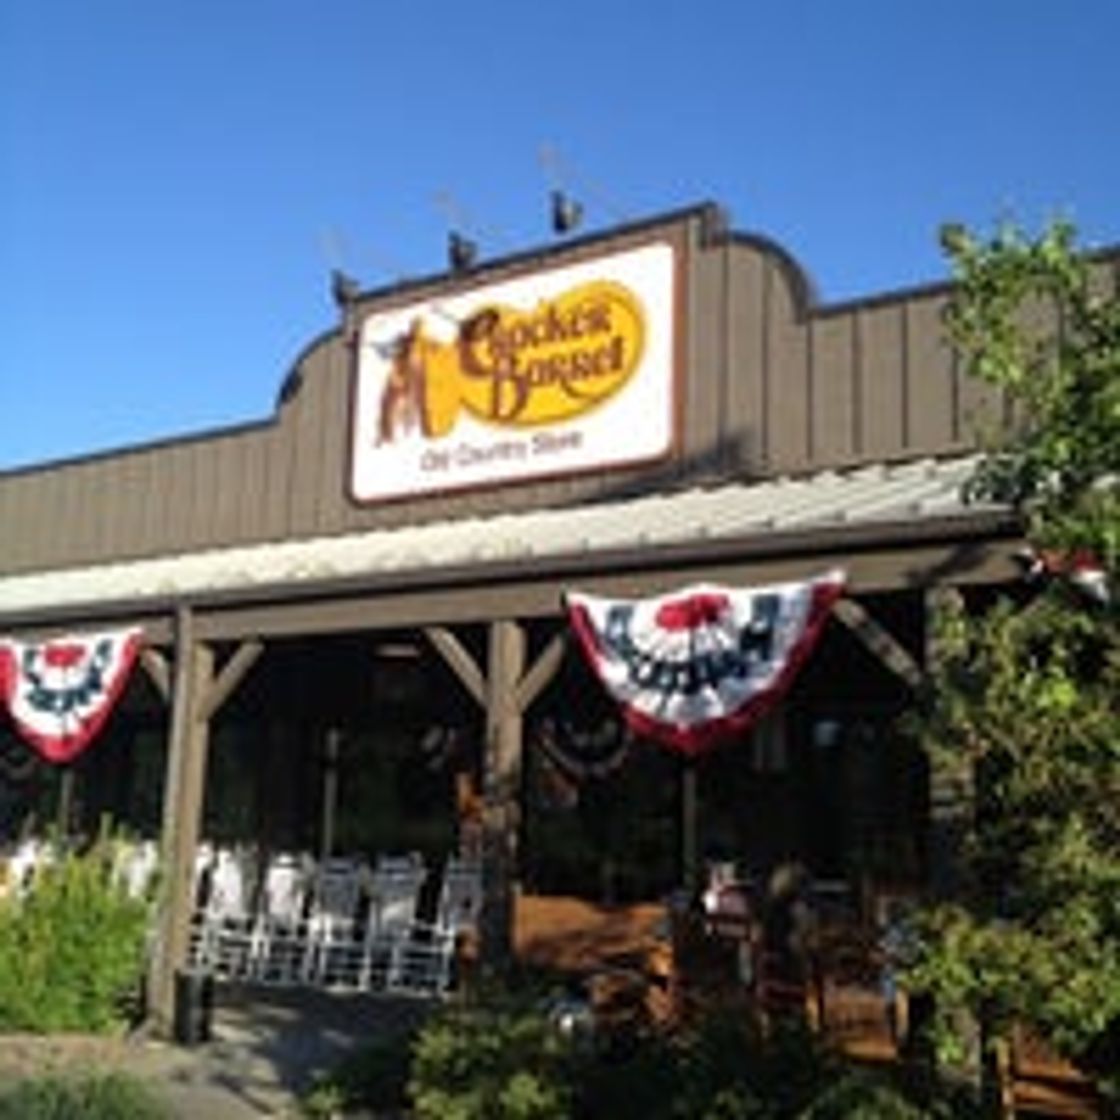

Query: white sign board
[350,242,676,502]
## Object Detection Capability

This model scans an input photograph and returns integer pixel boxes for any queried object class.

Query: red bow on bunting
[565,571,845,757]
[0,629,143,764]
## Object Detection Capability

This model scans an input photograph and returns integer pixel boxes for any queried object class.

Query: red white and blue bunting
[565,571,845,756]
[0,628,143,764]
[1017,547,1111,604]
[532,715,633,782]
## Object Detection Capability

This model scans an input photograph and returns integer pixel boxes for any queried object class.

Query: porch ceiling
[0,455,1019,638]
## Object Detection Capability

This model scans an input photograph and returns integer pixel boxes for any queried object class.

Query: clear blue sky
[2,0,1117,471]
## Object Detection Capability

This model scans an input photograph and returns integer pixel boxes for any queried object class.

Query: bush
[799,1070,934,1120]
[306,990,977,1119]
[0,1071,170,1120]
[408,999,576,1120]
[302,1024,418,1118]
[572,1023,681,1119]
[0,831,153,1033]
[569,1013,835,1120]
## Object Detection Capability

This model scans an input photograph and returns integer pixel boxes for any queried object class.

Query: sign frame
[348,240,679,505]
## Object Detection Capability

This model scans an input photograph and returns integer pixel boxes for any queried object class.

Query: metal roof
[0,455,1006,619]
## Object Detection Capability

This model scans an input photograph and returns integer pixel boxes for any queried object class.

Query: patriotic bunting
[1017,547,1111,604]
[532,716,633,782]
[565,571,845,756]
[0,628,143,764]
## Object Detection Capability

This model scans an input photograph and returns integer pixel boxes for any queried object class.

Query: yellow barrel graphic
[386,281,644,442]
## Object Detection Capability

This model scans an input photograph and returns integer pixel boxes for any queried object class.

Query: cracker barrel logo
[376,280,645,444]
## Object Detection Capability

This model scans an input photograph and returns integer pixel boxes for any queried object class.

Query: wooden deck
[513,893,1105,1116]
[514,893,669,975]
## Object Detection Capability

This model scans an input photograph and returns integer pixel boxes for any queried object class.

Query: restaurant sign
[350,242,675,501]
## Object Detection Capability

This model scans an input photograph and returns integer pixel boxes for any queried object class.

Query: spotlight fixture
[330,268,360,309]
[550,190,583,235]
[448,231,478,273]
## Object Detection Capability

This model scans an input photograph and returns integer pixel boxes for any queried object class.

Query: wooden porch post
[480,619,526,973]
[147,615,263,1034]
[924,587,972,900]
[148,606,213,1033]
[426,623,566,975]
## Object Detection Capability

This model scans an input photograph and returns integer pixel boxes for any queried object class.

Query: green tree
[907,220,1120,1099]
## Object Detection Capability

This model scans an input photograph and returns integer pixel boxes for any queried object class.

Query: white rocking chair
[386,856,481,997]
[361,855,428,992]
[249,851,313,984]
[302,856,370,987]
[196,845,258,979]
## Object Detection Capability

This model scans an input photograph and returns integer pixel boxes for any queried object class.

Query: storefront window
[522,714,680,903]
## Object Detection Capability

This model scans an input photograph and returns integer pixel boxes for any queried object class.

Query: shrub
[306,990,974,1119]
[798,1070,933,1120]
[0,831,153,1033]
[302,1023,418,1118]
[569,1013,833,1120]
[408,999,576,1120]
[0,1071,170,1120]
[572,1023,681,1119]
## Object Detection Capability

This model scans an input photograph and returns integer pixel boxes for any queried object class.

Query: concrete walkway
[0,983,434,1118]
[154,982,434,1117]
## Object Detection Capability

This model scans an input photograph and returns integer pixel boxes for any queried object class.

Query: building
[0,202,1051,1030]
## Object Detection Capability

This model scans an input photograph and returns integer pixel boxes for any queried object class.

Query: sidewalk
[0,984,433,1118]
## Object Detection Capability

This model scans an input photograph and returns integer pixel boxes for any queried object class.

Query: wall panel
[207,433,243,547]
[858,303,907,460]
[724,246,767,475]
[809,313,856,465]
[2,473,37,572]
[260,418,296,543]
[763,258,810,473]
[158,443,198,554]
[683,236,727,474]
[234,428,270,545]
[284,342,331,535]
[138,447,167,558]
[904,295,958,453]
[313,341,353,537]
[0,207,1073,582]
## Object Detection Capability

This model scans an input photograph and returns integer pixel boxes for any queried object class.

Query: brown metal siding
[762,252,811,473]
[720,245,989,474]
[0,205,1069,580]
[723,243,767,474]
[285,341,331,534]
[857,303,908,461]
[808,312,857,465]
[260,419,296,542]
[904,295,960,452]
[235,425,270,542]
[684,233,727,474]
[1,472,34,572]
[315,342,354,537]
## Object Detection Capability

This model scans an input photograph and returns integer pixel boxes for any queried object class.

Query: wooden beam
[139,648,171,705]
[425,626,485,708]
[480,619,526,973]
[148,606,216,1033]
[514,631,568,714]
[833,596,924,690]
[181,537,1022,643]
[488,620,527,786]
[198,638,263,723]
[925,587,972,901]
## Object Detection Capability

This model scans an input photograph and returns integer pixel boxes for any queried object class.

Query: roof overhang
[0,456,1023,642]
